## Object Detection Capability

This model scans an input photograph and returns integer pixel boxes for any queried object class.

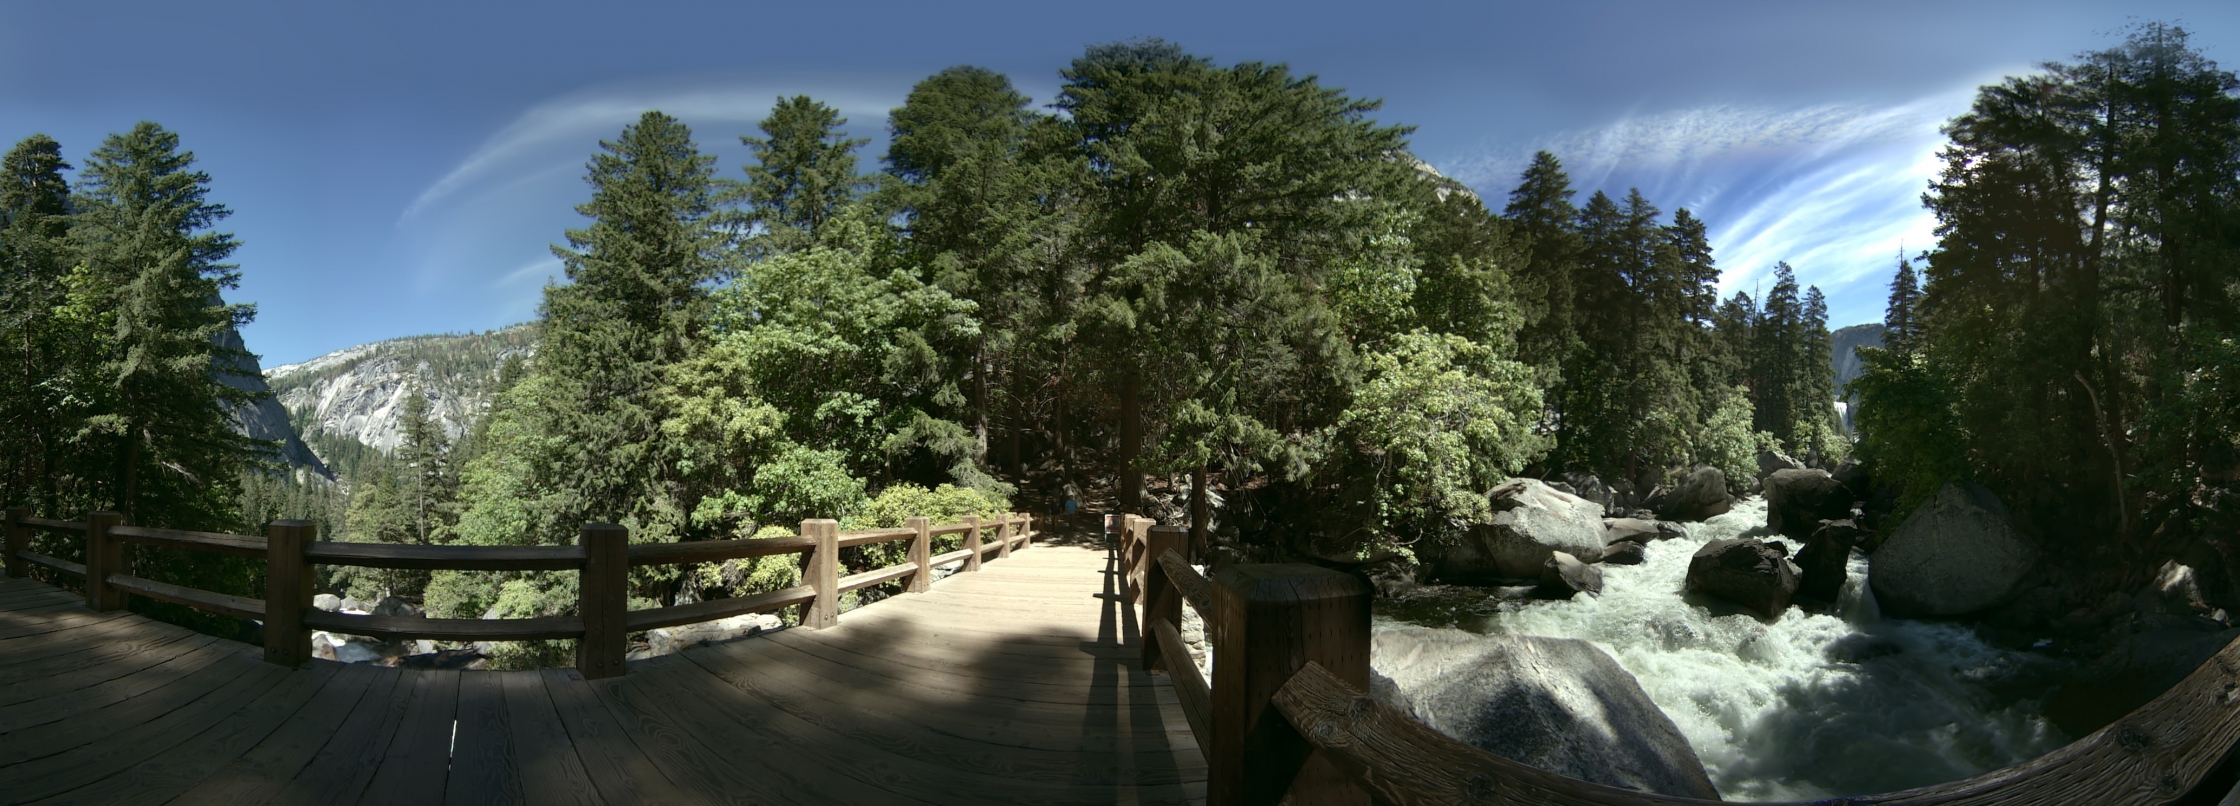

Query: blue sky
[4,1,2236,366]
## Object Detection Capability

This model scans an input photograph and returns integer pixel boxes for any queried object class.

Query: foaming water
[1376,498,2072,801]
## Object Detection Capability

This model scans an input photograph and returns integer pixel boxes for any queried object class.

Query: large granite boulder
[1373,628,1720,800]
[1686,538,1801,618]
[1757,450,1804,479]
[648,612,784,657]
[1431,479,1605,581]
[1539,551,1604,598]
[1763,468,1854,540]
[1602,541,1647,566]
[1647,466,1732,522]
[1793,519,1864,603]
[1559,472,1618,515]
[1869,482,2040,618]
[1602,518,1686,546]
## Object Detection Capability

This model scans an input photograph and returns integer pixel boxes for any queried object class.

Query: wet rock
[1373,628,1721,800]
[371,596,421,618]
[1648,466,1732,522]
[1764,469,1853,541]
[1869,482,2040,618]
[1363,558,1419,598]
[1429,478,1604,581]
[1601,541,1647,566]
[1686,538,1801,618]
[1538,551,1603,599]
[1560,472,1617,514]
[2047,628,2240,737]
[1824,632,1904,663]
[1602,517,1685,546]
[1794,519,1864,603]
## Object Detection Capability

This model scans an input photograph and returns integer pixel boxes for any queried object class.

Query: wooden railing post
[1210,564,1372,806]
[963,514,982,572]
[804,519,839,628]
[84,511,124,611]
[262,519,315,667]
[905,516,931,593]
[578,523,629,679]
[994,514,1012,560]
[1141,525,1187,673]
[1126,515,1153,606]
[1019,514,1033,551]
[3,506,26,578]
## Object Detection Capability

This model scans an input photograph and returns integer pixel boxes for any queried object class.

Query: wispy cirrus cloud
[1445,88,1980,326]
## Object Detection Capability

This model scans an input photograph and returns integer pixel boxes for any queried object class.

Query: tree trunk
[1190,464,1209,559]
[973,338,989,467]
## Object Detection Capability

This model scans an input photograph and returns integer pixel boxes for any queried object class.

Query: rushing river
[1374,497,2074,801]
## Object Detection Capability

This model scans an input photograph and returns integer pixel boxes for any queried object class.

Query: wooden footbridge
[3,510,2239,805]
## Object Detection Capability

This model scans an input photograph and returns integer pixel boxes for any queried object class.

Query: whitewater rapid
[1375,497,2072,801]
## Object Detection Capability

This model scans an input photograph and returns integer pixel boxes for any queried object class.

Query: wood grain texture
[1151,615,1213,761]
[108,525,266,558]
[577,524,628,680]
[106,572,265,621]
[262,520,314,668]
[306,541,586,570]
[82,512,123,611]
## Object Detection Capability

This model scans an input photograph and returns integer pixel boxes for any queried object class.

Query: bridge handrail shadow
[0,506,1034,680]
[1122,529,2240,806]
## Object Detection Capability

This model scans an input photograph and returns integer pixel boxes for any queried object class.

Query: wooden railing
[1,506,1033,679]
[1124,534,2240,806]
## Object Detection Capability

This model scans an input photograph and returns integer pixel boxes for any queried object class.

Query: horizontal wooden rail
[306,542,586,570]
[110,525,267,558]
[837,528,915,549]
[305,610,585,642]
[1150,614,1212,763]
[928,547,974,568]
[106,573,265,621]
[928,523,973,537]
[16,550,84,577]
[839,562,919,593]
[1157,548,1212,615]
[625,585,816,632]
[20,516,84,534]
[628,535,815,566]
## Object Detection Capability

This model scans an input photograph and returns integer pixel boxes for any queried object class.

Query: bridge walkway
[0,541,1203,805]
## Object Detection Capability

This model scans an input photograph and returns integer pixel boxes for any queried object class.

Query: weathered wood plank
[107,525,266,558]
[167,663,392,805]
[286,666,415,802]
[305,610,583,642]
[0,636,229,730]
[305,541,585,570]
[106,572,265,621]
[539,668,689,805]
[499,672,602,806]
[0,656,293,802]
[446,672,526,805]
[37,663,338,805]
[356,668,462,805]
[0,645,264,765]
[1150,615,1212,762]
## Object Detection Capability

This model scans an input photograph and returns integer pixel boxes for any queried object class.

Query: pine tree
[67,122,263,529]
[739,95,870,255]
[0,134,73,514]
[1505,151,1582,372]
[394,385,454,544]
[1884,251,1919,350]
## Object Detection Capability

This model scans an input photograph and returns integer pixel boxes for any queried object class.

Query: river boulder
[1793,519,1864,603]
[1648,465,1732,522]
[1686,538,1801,618]
[1603,517,1686,546]
[1431,478,1605,581]
[1373,627,1720,800]
[1757,450,1804,479]
[1869,482,2040,618]
[648,612,784,657]
[1602,541,1647,566]
[1764,469,1854,540]
[1539,551,1604,598]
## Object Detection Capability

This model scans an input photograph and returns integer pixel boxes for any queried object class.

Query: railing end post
[1211,563,1372,806]
[804,519,840,628]
[84,511,125,611]
[262,519,315,667]
[3,506,27,579]
[577,523,630,679]
[905,516,931,594]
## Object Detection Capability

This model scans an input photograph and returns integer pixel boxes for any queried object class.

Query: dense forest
[2,27,2229,662]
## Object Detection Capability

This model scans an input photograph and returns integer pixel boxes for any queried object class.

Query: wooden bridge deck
[0,542,1204,805]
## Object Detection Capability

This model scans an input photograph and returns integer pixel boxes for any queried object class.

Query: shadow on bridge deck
[0,540,1203,805]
